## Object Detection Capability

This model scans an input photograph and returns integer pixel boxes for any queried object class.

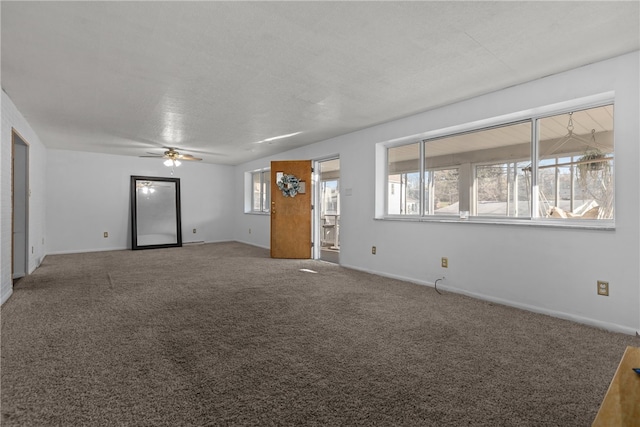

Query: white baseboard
[341,263,638,336]
[46,246,128,255]
[46,240,236,256]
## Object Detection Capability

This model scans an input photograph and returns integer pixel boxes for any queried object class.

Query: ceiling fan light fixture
[142,148,200,166]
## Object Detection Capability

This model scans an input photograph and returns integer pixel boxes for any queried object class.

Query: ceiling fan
[140,147,202,167]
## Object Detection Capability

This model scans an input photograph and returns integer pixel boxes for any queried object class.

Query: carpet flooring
[1,242,638,426]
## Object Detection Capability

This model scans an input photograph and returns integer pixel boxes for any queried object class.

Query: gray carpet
[1,242,638,426]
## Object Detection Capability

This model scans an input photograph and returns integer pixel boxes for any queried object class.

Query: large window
[384,103,614,223]
[251,169,270,213]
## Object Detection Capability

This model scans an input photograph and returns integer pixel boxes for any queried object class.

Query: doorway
[12,130,29,279]
[316,158,340,263]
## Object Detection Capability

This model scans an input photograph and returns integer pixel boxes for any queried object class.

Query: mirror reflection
[131,176,182,250]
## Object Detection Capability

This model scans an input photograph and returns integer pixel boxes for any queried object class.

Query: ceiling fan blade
[141,148,203,161]
[176,154,202,161]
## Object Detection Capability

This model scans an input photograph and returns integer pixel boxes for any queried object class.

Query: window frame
[378,93,615,229]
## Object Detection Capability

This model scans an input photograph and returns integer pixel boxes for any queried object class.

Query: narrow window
[387,143,421,215]
[251,169,271,213]
[252,172,262,211]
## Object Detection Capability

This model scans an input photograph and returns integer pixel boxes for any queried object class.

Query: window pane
[250,170,270,212]
[539,105,614,219]
[424,167,460,215]
[476,161,530,217]
[262,171,271,212]
[321,180,339,215]
[252,172,261,211]
[387,143,420,215]
[425,121,531,217]
[433,169,459,215]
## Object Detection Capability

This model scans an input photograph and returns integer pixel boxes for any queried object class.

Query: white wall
[3,52,638,333]
[233,51,640,334]
[1,90,48,304]
[46,150,235,254]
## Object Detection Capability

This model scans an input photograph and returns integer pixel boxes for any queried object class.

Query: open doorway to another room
[12,129,29,282]
[316,158,340,263]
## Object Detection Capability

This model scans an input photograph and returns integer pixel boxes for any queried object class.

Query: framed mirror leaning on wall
[130,176,182,250]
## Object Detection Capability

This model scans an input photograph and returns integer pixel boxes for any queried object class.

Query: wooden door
[271,160,312,259]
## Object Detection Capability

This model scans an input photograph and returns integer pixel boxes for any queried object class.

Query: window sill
[376,215,614,230]
[245,211,271,216]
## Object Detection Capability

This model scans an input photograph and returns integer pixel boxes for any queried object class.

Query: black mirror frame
[130,175,182,250]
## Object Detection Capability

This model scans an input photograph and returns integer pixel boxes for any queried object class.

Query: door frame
[11,128,30,279]
[313,155,340,261]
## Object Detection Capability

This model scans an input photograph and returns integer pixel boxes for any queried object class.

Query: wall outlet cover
[597,280,609,296]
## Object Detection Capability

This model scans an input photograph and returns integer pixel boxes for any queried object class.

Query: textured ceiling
[2,1,638,165]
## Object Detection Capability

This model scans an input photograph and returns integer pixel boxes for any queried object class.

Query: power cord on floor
[434,278,443,295]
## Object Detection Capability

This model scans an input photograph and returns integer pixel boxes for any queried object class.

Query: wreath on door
[277,174,301,197]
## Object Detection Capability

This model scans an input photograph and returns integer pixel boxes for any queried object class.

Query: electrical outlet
[249,228,252,234]
[104,232,108,238]
[441,257,448,268]
[372,246,376,255]
[597,280,609,296]
[193,228,196,234]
